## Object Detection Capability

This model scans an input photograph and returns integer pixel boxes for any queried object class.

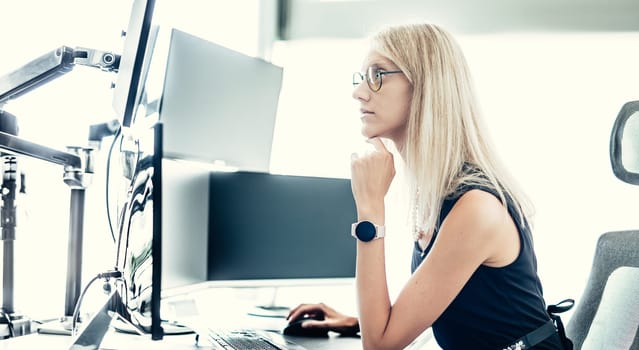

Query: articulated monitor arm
[0,46,120,105]
[0,130,82,169]
[0,42,120,340]
[0,128,93,322]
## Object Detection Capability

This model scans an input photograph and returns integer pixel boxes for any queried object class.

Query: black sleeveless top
[411,184,562,349]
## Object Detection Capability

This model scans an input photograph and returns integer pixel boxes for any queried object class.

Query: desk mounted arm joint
[0,46,120,106]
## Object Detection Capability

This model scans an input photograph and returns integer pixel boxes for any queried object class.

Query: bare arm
[350,138,394,348]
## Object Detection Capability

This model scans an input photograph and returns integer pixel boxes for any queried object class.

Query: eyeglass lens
[366,67,382,91]
[353,67,387,91]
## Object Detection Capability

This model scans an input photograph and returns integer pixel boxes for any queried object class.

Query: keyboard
[206,328,307,350]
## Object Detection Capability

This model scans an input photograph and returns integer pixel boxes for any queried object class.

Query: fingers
[350,137,395,206]
[286,303,325,321]
[286,304,304,321]
[299,317,358,335]
[352,138,388,161]
[299,320,327,329]
[366,137,388,152]
[296,318,340,330]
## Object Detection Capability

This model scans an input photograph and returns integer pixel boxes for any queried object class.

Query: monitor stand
[248,306,291,319]
[67,290,120,350]
[247,287,290,319]
[36,317,74,336]
[111,317,194,336]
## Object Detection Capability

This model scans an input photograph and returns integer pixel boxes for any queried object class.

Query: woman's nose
[352,81,370,101]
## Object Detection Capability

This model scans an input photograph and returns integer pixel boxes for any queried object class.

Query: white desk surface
[0,285,365,350]
[0,328,362,350]
[0,285,434,349]
[0,331,201,350]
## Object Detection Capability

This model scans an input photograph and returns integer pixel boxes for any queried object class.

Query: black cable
[105,127,122,244]
[71,274,100,335]
[113,133,141,269]
[71,271,122,335]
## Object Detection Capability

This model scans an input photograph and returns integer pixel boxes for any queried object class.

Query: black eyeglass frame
[352,67,403,92]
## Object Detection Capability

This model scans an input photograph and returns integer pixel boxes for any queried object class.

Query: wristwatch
[351,221,385,242]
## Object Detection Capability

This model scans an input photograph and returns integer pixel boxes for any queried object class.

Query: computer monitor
[103,164,357,345]
[118,23,286,295]
[135,28,283,172]
[109,126,210,340]
[67,122,165,348]
[112,0,156,127]
[114,122,164,340]
[105,21,285,343]
[207,171,357,286]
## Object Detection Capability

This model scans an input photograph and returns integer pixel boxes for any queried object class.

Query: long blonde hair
[371,23,533,233]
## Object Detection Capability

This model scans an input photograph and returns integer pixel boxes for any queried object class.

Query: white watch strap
[375,225,386,239]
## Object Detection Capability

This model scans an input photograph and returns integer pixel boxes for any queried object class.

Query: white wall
[460,33,639,306]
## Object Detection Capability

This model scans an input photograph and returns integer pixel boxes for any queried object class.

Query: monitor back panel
[158,29,283,172]
[161,159,210,292]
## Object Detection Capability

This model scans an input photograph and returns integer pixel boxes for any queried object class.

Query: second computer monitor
[138,28,283,172]
[207,171,357,286]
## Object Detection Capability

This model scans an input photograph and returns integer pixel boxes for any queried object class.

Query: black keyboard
[208,329,285,350]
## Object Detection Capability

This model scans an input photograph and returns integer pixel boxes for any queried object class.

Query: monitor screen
[207,171,357,286]
[112,0,156,127]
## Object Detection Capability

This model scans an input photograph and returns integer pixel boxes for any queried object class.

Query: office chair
[565,230,639,349]
[568,101,639,349]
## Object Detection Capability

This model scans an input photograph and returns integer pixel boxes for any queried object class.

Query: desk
[0,286,365,349]
[286,334,362,350]
[0,331,198,350]
[0,328,362,350]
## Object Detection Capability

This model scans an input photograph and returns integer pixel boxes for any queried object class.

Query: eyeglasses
[352,66,403,92]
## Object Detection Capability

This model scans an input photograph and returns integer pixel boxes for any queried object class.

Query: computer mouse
[282,315,329,337]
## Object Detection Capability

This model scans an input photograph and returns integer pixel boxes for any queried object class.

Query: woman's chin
[360,126,378,139]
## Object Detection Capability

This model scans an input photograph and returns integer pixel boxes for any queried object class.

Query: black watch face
[355,221,376,242]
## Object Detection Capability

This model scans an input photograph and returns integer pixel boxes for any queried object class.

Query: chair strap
[502,320,556,350]
[502,299,575,350]
[548,299,575,350]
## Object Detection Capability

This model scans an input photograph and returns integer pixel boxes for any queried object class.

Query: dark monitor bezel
[150,122,163,340]
[112,0,156,128]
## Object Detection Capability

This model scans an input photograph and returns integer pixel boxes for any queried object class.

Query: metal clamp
[73,47,120,72]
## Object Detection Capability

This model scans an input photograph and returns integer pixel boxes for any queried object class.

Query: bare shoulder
[439,189,519,266]
[453,189,508,225]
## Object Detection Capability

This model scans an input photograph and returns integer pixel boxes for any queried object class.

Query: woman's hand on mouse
[287,303,360,336]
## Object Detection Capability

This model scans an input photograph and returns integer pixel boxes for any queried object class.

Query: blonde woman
[287,23,564,349]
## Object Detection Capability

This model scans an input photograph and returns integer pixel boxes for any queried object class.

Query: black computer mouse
[282,316,329,337]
